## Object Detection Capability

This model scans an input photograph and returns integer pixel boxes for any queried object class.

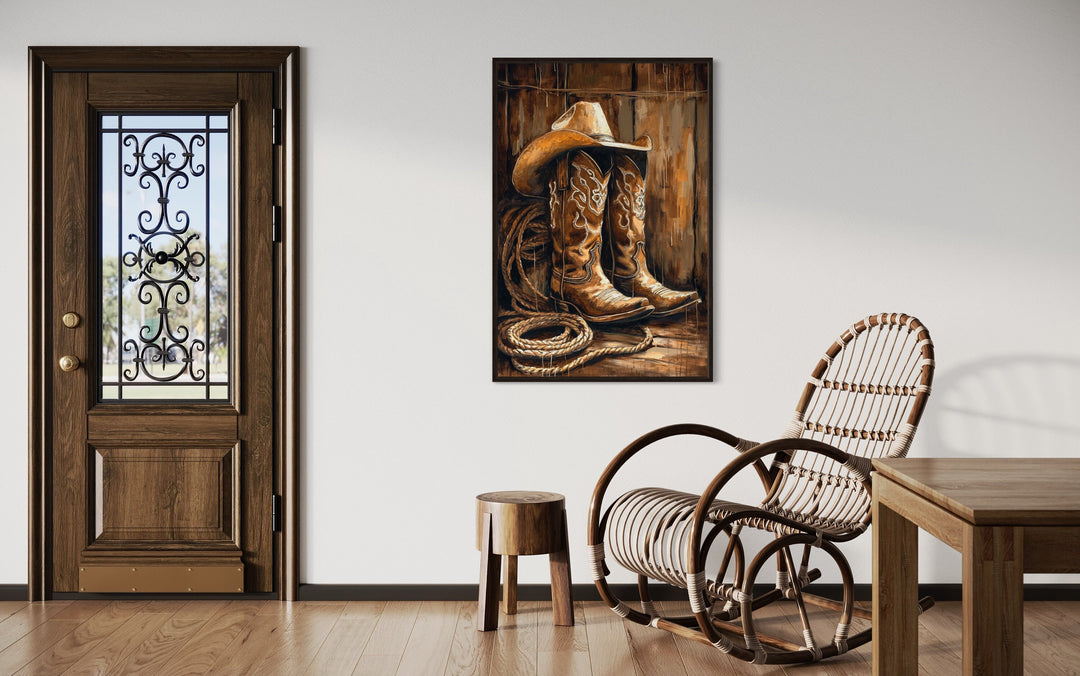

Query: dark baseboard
[298,582,1080,603]
[6,582,1078,603]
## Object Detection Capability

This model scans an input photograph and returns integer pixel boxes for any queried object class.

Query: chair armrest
[703,437,868,501]
[686,438,873,574]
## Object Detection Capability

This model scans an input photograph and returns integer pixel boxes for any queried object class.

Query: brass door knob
[62,312,81,328]
[59,355,81,372]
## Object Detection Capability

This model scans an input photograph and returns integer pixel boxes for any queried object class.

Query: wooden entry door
[29,48,297,598]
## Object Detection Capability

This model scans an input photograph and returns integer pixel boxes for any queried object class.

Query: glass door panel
[100,113,231,401]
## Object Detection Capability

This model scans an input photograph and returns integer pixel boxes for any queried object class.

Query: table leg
[502,555,518,615]
[549,509,574,626]
[873,480,919,676]
[962,525,1023,675]
[478,512,501,631]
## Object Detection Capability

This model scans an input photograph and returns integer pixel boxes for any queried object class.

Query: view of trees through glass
[99,113,230,401]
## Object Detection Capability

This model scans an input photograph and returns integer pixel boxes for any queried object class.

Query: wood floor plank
[249,602,345,675]
[303,617,379,675]
[395,601,459,675]
[0,602,29,622]
[308,596,388,669]
[357,600,420,658]
[111,617,207,676]
[1029,600,1080,646]
[443,601,494,676]
[916,602,964,668]
[353,653,404,675]
[304,600,384,674]
[153,600,263,676]
[655,601,769,676]
[624,608,687,676]
[920,601,1078,676]
[0,601,73,652]
[536,600,591,676]
[1045,600,1080,625]
[1018,602,1080,675]
[14,601,147,675]
[48,601,110,622]
[776,598,871,675]
[209,609,298,675]
[340,601,385,620]
[171,601,228,621]
[0,619,81,674]
[487,600,539,676]
[61,610,172,676]
[581,601,635,676]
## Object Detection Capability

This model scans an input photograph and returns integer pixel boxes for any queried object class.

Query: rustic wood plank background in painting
[494,59,711,380]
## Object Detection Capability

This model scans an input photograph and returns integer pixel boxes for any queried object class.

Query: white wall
[1,0,1078,588]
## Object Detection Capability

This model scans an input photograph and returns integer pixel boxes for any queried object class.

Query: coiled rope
[496,201,653,377]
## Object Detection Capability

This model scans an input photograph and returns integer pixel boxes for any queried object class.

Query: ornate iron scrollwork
[120,132,208,383]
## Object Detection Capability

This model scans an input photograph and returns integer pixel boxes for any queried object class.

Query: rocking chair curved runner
[586,313,935,665]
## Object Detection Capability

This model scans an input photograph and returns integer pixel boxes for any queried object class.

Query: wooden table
[872,458,1080,675]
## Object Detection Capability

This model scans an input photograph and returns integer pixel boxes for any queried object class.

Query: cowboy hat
[512,101,652,197]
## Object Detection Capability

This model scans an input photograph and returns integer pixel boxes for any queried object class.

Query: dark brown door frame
[28,46,299,601]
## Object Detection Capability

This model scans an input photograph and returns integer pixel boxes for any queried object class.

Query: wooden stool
[475,491,573,631]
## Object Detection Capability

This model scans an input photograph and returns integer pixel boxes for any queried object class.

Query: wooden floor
[1,598,1078,674]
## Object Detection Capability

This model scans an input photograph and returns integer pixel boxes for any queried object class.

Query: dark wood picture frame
[493,58,713,381]
[28,46,299,600]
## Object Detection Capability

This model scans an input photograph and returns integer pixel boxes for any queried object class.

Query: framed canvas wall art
[493,58,713,381]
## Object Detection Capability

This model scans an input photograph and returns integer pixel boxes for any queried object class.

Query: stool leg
[549,509,574,626]
[502,555,518,615]
[478,512,501,631]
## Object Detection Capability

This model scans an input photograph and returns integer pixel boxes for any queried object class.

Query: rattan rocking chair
[586,313,935,665]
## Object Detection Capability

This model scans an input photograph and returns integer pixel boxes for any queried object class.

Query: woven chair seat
[707,500,864,538]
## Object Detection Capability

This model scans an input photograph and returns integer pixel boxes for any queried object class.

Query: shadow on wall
[916,355,1080,581]
[921,355,1080,459]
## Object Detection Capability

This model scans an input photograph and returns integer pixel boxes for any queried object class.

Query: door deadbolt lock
[59,355,81,372]
[62,312,81,328]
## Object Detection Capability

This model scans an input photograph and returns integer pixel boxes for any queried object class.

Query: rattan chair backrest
[765,313,935,532]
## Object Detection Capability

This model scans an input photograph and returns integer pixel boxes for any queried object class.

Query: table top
[873,457,1080,525]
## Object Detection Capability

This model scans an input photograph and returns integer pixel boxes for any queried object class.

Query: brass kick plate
[79,565,244,593]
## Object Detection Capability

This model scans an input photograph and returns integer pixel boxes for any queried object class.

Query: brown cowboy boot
[548,151,653,324]
[607,154,701,317]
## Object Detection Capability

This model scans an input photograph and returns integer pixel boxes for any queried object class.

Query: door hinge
[272,494,282,532]
[272,205,282,243]
[272,108,282,146]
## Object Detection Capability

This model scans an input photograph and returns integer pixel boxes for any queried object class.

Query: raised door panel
[89,444,240,545]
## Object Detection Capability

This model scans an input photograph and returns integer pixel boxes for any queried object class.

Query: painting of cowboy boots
[542,150,654,324]
[607,152,701,317]
[494,59,712,381]
[512,102,656,324]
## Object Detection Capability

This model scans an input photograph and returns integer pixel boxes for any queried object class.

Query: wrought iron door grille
[99,113,231,402]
